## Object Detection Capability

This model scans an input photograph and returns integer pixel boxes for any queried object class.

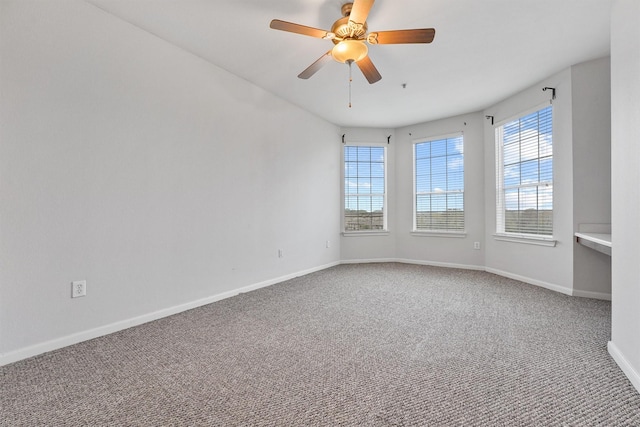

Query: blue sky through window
[502,106,553,211]
[414,135,464,231]
[415,135,464,210]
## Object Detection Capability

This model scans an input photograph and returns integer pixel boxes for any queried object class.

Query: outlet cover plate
[72,280,87,298]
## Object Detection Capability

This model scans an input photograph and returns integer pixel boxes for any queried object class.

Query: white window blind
[414,134,464,232]
[496,106,553,236]
[344,146,386,231]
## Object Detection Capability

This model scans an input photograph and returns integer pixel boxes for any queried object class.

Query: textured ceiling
[88,0,613,128]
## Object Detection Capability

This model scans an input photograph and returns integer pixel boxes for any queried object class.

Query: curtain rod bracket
[485,115,494,125]
[387,135,391,144]
[543,87,556,100]
[342,134,345,144]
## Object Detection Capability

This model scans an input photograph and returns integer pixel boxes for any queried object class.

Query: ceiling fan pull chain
[348,60,353,108]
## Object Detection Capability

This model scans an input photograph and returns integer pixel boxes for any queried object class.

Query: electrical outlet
[474,242,481,250]
[71,280,87,298]
[326,240,331,248]
[278,249,283,258]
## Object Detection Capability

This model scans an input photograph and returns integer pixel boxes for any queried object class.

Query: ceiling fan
[269,0,436,84]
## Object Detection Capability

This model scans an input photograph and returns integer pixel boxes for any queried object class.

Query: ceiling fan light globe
[332,40,368,63]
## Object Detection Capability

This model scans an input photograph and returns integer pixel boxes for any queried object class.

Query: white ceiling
[88,0,613,128]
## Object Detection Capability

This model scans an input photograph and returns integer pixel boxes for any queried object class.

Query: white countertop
[574,232,612,248]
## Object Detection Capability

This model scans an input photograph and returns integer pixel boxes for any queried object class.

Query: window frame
[494,103,555,245]
[342,143,388,236]
[411,132,466,237]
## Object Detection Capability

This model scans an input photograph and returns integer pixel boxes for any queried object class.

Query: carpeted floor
[1,263,639,426]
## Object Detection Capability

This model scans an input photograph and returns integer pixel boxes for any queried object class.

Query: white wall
[340,63,611,294]
[481,60,612,298]
[395,113,485,269]
[1,0,621,369]
[0,0,340,363]
[340,127,397,261]
[340,116,485,269]
[571,57,612,298]
[609,0,640,393]
[483,69,575,294]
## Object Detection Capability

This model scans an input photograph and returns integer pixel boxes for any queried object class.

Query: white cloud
[519,128,552,161]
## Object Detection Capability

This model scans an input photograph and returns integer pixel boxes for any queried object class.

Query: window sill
[411,231,467,238]
[342,231,390,237]
[493,233,557,247]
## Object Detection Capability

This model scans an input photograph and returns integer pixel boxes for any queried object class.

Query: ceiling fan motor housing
[331,17,367,44]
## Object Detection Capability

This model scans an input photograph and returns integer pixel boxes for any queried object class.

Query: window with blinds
[496,105,553,236]
[414,134,464,232]
[344,146,386,231]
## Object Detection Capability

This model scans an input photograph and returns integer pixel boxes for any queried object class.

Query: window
[344,146,386,232]
[414,134,464,232]
[496,105,553,237]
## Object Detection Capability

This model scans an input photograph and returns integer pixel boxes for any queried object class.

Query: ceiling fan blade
[369,28,436,44]
[349,0,375,26]
[270,19,330,39]
[356,56,382,84]
[298,51,333,79]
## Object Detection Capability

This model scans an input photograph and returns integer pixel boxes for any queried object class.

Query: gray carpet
[1,263,639,426]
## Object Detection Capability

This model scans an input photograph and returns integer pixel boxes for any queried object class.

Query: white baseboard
[608,341,640,394]
[0,261,340,367]
[340,258,398,264]
[484,267,611,300]
[397,258,485,271]
[341,257,484,271]
[572,289,612,301]
[345,259,593,299]
[484,267,573,296]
